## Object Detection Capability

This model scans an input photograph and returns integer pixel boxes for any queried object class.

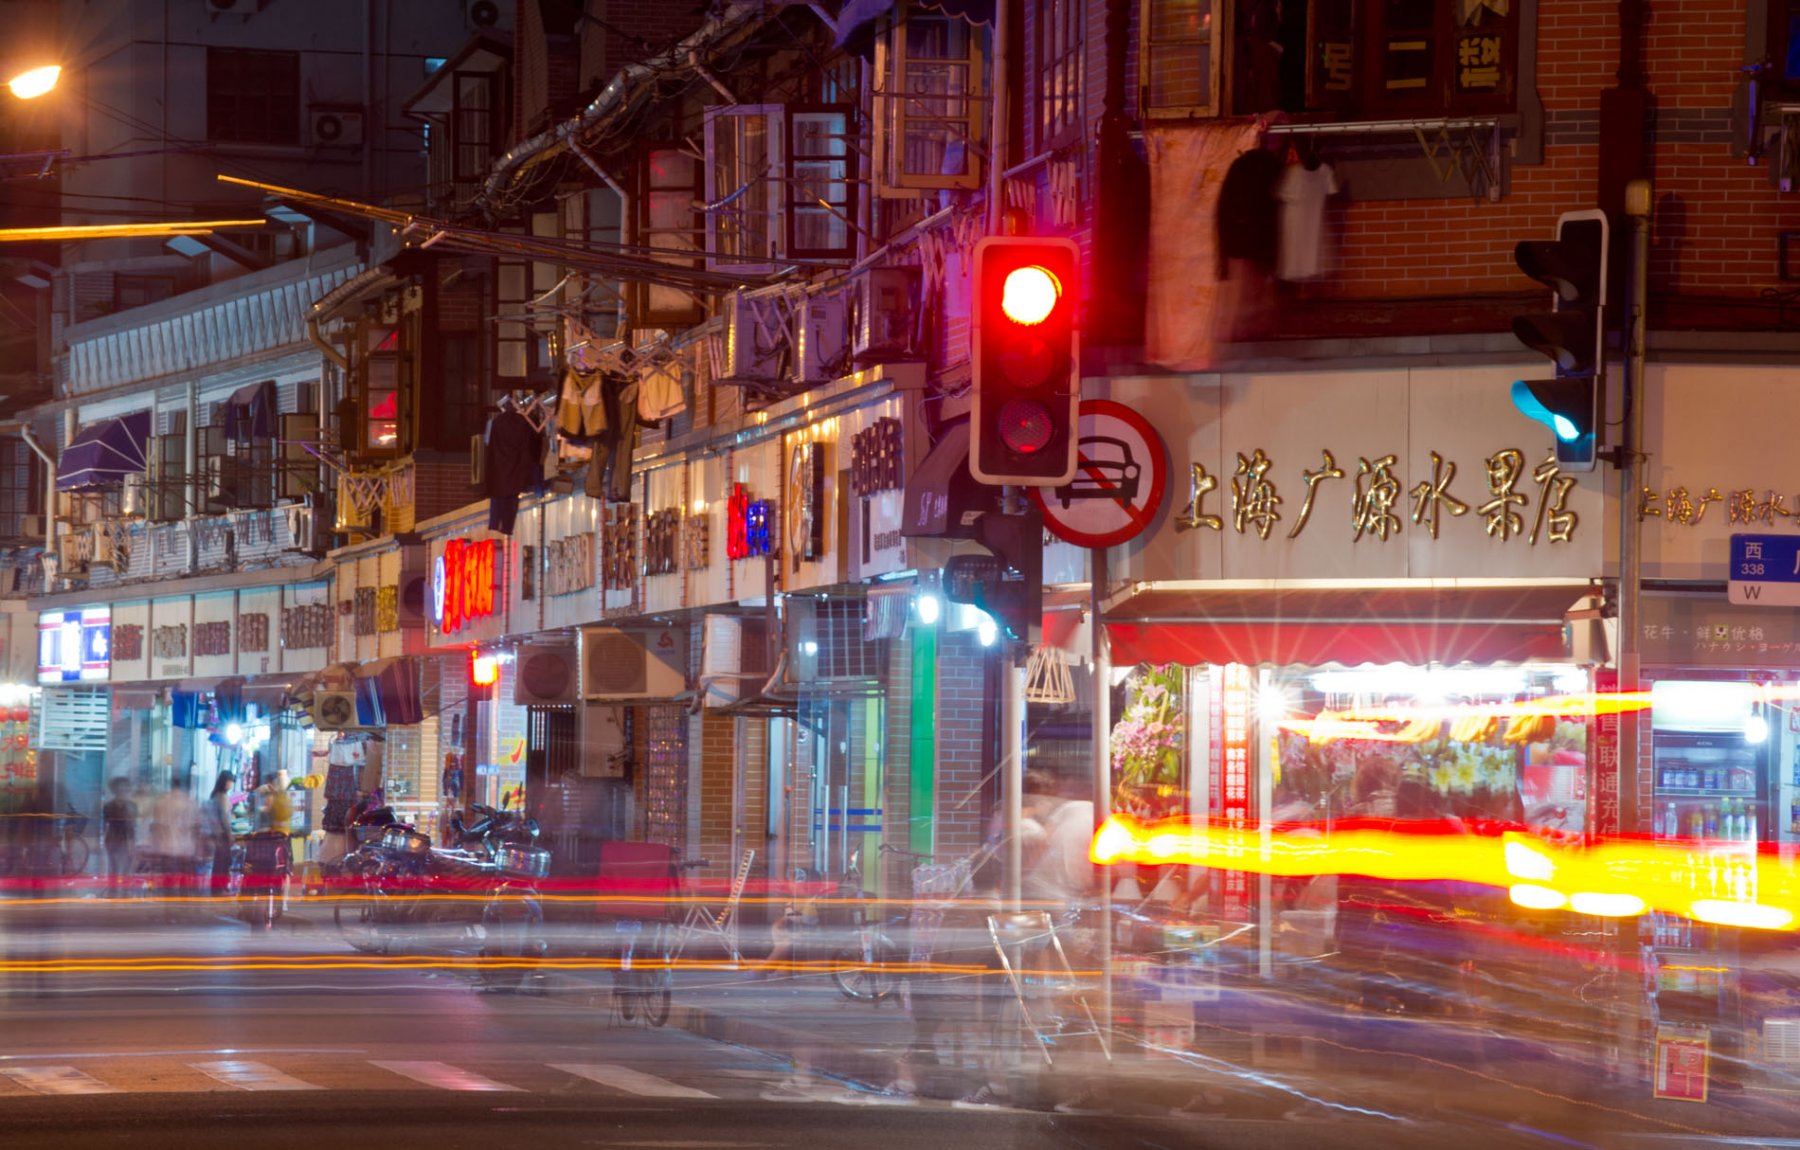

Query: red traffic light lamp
[971,236,1079,486]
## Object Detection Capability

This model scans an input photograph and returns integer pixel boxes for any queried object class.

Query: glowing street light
[7,65,60,100]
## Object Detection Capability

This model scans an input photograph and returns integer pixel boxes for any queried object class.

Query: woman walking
[205,771,236,896]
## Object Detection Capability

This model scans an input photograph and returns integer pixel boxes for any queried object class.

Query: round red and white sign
[1030,399,1169,549]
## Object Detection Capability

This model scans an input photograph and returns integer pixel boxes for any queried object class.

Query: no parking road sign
[1030,399,1169,549]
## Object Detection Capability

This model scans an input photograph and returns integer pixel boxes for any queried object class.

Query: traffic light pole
[1613,177,1652,1084]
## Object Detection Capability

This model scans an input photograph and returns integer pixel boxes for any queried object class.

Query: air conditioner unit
[851,266,919,363]
[90,527,120,570]
[581,626,688,701]
[792,293,848,385]
[467,0,501,28]
[308,109,364,149]
[19,514,43,539]
[56,532,88,576]
[313,690,361,731]
[516,645,580,706]
[723,291,784,382]
[122,472,147,518]
[700,614,772,707]
[284,505,316,553]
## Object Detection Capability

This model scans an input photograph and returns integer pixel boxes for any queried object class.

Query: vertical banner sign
[1590,667,1620,838]
[1220,663,1252,918]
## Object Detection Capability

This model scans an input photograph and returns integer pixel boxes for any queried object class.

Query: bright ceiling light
[8,65,60,100]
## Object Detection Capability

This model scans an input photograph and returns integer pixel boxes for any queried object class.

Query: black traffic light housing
[941,506,1045,646]
[971,236,1080,487]
[1511,210,1607,472]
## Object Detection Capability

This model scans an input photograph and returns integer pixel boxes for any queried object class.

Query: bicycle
[611,855,707,1027]
[0,813,92,878]
[829,844,921,1004]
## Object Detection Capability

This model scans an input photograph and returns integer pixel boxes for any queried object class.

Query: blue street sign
[1728,534,1800,606]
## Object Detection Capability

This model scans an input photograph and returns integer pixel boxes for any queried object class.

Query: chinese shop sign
[1175,445,1581,546]
[788,441,826,570]
[434,538,498,635]
[726,483,777,561]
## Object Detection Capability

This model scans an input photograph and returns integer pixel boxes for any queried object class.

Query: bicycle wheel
[640,922,674,1027]
[60,834,90,878]
[480,888,545,990]
[335,885,386,954]
[831,934,899,1002]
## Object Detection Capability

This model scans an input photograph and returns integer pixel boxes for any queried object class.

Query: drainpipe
[18,427,54,557]
[985,0,1012,234]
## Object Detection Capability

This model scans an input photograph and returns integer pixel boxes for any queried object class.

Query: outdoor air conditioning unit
[851,266,918,364]
[19,514,43,539]
[581,626,687,701]
[467,0,501,27]
[308,108,364,149]
[90,526,121,570]
[284,505,316,553]
[515,644,580,706]
[723,291,784,382]
[792,293,848,386]
[122,472,147,518]
[313,690,361,731]
[56,532,88,577]
[700,614,772,706]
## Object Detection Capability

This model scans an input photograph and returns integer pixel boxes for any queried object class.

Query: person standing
[204,771,236,896]
[101,777,137,894]
[149,783,203,895]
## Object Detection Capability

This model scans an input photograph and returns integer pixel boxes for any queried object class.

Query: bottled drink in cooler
[1704,804,1718,838]
[1665,802,1679,838]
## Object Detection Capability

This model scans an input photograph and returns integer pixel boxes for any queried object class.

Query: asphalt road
[0,898,1793,1148]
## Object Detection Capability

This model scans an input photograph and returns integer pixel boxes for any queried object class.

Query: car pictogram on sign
[1055,435,1140,509]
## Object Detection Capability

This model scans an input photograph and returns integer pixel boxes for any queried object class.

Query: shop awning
[900,421,1002,541]
[56,411,152,491]
[1105,583,1591,668]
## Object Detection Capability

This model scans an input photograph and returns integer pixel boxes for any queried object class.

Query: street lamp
[7,65,59,100]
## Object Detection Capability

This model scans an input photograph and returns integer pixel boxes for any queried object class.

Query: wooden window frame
[874,4,987,196]
[1035,0,1085,150]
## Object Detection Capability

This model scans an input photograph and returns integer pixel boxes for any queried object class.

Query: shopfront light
[914,593,941,626]
[223,722,244,746]
[977,615,999,647]
[471,654,501,687]
[802,640,820,656]
[1744,713,1770,745]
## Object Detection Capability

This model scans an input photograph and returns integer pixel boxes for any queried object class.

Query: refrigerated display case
[1649,681,1769,845]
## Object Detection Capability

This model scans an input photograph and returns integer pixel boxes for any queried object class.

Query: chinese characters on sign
[113,623,143,662]
[726,484,777,561]
[644,511,682,576]
[353,588,377,637]
[152,624,187,661]
[788,441,826,570]
[436,537,498,635]
[603,505,638,591]
[851,417,903,496]
[280,604,331,649]
[1176,445,1580,544]
[545,532,596,595]
[375,586,399,633]
[1457,33,1502,90]
[683,514,710,571]
[237,613,269,652]
[1590,668,1620,838]
[1218,664,1252,919]
[1640,482,1800,529]
[193,621,231,658]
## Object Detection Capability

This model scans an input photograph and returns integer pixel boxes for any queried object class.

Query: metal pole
[1616,177,1652,1083]
[1004,653,1024,912]
[1091,547,1113,1042]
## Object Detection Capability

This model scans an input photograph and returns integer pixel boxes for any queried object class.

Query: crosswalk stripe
[3,1066,118,1095]
[550,1062,718,1099]
[191,1060,322,1091]
[367,1060,521,1092]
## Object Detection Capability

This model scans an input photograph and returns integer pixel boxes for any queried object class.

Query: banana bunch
[1449,713,1501,743]
[1502,713,1558,745]
[1393,717,1442,743]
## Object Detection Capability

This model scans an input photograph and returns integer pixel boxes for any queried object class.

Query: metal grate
[643,706,687,852]
[37,687,108,752]
[1766,1019,1800,1064]
[788,595,887,682]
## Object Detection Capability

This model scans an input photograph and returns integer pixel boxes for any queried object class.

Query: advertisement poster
[1653,1028,1710,1102]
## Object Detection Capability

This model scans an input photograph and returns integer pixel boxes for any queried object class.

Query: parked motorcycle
[332,805,550,988]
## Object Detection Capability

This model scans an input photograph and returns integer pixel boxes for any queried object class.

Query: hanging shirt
[1277,162,1339,281]
[1215,147,1286,276]
[484,408,543,501]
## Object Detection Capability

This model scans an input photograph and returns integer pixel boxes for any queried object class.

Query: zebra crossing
[0,1056,919,1106]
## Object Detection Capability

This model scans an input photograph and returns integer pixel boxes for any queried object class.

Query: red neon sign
[439,538,497,634]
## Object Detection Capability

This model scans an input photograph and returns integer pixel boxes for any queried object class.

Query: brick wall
[934,630,994,861]
[1318,0,1800,305]
[411,458,481,524]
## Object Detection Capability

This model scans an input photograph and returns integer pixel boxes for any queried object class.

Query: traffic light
[971,236,1079,486]
[1511,209,1607,471]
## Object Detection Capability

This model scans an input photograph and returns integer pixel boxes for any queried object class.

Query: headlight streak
[1093,814,1800,931]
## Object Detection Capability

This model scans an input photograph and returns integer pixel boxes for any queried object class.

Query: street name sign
[1728,533,1800,606]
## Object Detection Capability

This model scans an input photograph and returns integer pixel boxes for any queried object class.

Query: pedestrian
[204,770,236,896]
[149,783,203,895]
[101,777,137,894]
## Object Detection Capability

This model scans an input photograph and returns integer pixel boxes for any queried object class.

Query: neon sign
[726,483,777,560]
[435,538,497,634]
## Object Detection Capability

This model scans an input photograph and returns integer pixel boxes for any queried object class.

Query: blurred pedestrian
[101,777,137,893]
[149,783,203,894]
[205,770,235,895]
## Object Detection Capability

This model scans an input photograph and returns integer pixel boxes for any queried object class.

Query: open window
[874,4,987,196]
[705,104,857,271]
[634,143,707,328]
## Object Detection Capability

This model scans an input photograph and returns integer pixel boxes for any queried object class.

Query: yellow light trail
[0,220,267,242]
[1091,814,1798,931]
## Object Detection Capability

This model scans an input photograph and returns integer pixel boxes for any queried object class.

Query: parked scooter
[332,805,550,987]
